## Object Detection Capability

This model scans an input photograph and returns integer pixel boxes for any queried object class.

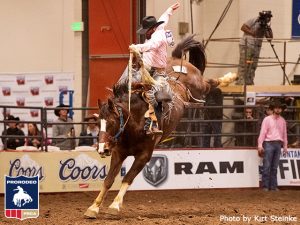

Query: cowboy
[129,2,180,135]
[52,104,76,150]
[258,100,288,191]
[1,115,25,150]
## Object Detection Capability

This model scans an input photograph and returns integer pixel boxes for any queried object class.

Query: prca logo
[5,176,39,220]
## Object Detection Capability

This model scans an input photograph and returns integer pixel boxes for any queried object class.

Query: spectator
[79,114,99,147]
[1,115,25,150]
[52,104,76,150]
[291,97,300,147]
[265,105,273,116]
[235,107,257,147]
[25,123,43,149]
[258,100,288,191]
[236,11,273,85]
[203,87,223,148]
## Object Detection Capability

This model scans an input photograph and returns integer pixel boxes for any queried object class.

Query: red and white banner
[0,72,74,146]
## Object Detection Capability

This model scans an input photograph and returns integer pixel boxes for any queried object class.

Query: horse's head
[98,98,129,144]
[96,83,150,155]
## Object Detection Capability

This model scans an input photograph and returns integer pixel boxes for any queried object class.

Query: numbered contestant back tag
[165,30,175,47]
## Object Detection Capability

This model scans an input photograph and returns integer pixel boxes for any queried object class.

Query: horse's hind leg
[84,150,125,218]
[108,150,153,212]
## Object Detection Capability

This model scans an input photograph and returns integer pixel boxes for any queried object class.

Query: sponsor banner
[258,149,300,186]
[0,151,122,193]
[5,176,39,220]
[278,149,300,186]
[292,0,300,38]
[125,150,260,190]
[0,73,74,143]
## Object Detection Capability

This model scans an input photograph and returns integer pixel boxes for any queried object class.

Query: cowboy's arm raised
[157,2,180,29]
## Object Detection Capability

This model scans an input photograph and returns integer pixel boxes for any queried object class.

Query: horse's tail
[171,34,206,74]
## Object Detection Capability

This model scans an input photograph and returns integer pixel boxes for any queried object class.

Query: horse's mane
[171,35,206,74]
[113,83,129,98]
[111,83,144,107]
[99,83,131,118]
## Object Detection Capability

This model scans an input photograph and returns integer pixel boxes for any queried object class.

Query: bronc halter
[105,103,131,143]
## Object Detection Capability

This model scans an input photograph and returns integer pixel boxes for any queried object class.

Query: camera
[258,10,272,27]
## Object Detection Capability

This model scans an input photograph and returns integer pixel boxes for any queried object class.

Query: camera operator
[236,11,273,85]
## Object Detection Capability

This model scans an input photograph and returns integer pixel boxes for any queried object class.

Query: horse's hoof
[84,209,98,219]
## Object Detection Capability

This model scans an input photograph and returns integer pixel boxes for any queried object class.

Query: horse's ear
[107,99,120,115]
[107,99,114,111]
[97,99,104,109]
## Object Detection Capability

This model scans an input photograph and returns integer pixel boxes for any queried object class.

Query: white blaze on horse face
[100,119,107,132]
[98,119,107,154]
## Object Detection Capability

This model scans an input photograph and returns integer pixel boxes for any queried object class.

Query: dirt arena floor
[0,188,299,225]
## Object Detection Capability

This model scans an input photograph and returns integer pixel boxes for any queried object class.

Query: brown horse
[84,35,236,218]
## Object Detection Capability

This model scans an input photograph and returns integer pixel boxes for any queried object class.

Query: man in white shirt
[130,2,180,135]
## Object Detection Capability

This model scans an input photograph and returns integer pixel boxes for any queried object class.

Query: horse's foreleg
[84,150,124,218]
[108,152,152,212]
[84,183,108,218]
[108,182,130,213]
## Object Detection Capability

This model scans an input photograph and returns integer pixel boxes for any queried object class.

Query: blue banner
[5,176,39,220]
[292,0,300,38]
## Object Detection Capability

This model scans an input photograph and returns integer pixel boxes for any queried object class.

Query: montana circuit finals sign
[292,0,300,38]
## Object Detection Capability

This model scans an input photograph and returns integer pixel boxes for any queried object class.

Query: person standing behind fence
[78,114,99,147]
[1,115,25,150]
[258,101,288,191]
[235,107,257,147]
[203,87,223,148]
[52,104,76,150]
[235,11,273,85]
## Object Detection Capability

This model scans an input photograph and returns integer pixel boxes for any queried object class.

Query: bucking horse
[84,35,236,218]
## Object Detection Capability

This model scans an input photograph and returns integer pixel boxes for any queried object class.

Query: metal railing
[0,104,299,151]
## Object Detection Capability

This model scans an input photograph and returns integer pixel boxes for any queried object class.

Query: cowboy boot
[144,117,153,135]
[148,105,163,135]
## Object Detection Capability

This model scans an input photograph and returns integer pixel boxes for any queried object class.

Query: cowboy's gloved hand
[129,44,139,53]
[171,2,180,11]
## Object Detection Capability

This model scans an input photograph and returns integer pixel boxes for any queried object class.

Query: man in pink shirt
[130,2,180,135]
[258,100,288,191]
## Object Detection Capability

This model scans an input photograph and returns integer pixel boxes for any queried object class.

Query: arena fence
[0,103,299,151]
